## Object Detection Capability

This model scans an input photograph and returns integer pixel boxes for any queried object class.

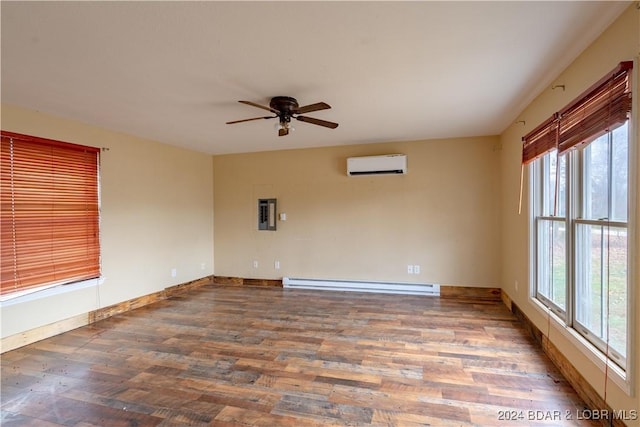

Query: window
[526,61,633,370]
[0,131,100,298]
[574,123,629,362]
[532,150,567,314]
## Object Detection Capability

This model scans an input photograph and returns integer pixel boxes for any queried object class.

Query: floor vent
[282,277,439,296]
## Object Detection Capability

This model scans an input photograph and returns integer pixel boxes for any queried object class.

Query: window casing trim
[530,137,631,369]
[526,58,638,396]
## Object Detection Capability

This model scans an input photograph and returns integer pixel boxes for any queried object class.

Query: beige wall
[499,4,639,421]
[1,3,637,419]
[1,104,214,338]
[213,136,501,287]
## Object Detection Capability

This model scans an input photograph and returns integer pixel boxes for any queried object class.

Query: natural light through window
[531,122,630,367]
[525,61,633,372]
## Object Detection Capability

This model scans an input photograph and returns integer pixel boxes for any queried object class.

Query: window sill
[0,277,104,307]
[529,295,632,396]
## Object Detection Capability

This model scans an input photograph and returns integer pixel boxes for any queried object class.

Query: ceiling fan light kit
[226,96,338,136]
[275,121,295,133]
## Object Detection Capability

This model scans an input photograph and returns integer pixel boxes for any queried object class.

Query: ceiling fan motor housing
[271,96,298,122]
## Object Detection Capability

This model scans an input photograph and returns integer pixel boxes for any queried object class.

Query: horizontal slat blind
[558,61,632,154]
[1,131,100,296]
[522,61,632,164]
[522,116,558,165]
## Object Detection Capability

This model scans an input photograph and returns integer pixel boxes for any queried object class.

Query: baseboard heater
[282,277,440,296]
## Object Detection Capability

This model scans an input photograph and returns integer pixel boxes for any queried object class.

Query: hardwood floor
[1,284,597,426]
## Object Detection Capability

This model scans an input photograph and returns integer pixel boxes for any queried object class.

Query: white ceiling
[1,1,630,155]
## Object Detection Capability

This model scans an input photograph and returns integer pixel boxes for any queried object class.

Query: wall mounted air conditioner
[346,154,407,176]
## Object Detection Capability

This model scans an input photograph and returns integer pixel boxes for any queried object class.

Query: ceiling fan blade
[279,127,289,137]
[294,102,331,115]
[296,115,339,129]
[239,100,279,114]
[226,116,274,125]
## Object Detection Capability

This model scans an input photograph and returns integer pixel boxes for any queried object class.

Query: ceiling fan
[226,96,339,136]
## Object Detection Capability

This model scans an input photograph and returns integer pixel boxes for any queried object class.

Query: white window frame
[528,61,637,394]
[531,152,568,319]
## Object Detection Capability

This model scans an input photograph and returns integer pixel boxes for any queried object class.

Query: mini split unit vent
[346,154,407,176]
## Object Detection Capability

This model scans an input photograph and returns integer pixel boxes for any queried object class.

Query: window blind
[1,131,100,296]
[522,61,633,164]
[521,116,558,165]
[557,61,632,154]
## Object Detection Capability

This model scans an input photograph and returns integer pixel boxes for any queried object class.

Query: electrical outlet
[414,265,421,274]
[275,260,280,270]
[200,263,206,270]
[253,260,259,268]
[407,265,414,274]
[171,268,177,278]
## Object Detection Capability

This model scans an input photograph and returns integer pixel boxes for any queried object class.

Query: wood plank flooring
[1,284,597,426]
